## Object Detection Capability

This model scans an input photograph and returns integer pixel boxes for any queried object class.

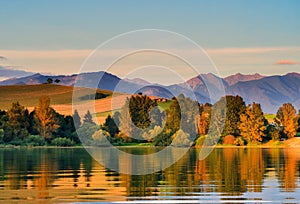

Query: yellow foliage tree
[34,96,59,140]
[239,102,267,144]
[276,103,298,139]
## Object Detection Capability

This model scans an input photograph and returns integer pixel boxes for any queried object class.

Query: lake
[0,147,300,203]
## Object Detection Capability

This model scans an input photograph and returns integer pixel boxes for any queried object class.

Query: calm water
[0,147,300,203]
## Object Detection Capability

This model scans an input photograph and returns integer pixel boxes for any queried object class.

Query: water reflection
[0,148,299,202]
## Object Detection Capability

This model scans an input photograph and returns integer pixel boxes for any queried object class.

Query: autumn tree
[34,96,59,140]
[275,103,298,139]
[239,102,267,144]
[197,103,212,135]
[6,102,30,140]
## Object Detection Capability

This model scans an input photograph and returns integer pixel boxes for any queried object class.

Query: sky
[0,0,300,84]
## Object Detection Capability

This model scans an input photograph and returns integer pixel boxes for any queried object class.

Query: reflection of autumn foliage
[239,149,265,192]
[34,154,57,199]
[194,149,266,194]
[2,148,300,201]
[282,149,298,191]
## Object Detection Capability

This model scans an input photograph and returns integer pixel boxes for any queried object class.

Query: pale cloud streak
[0,47,300,78]
[206,47,300,55]
[275,60,298,65]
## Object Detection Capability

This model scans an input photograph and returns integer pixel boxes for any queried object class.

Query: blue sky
[0,0,300,82]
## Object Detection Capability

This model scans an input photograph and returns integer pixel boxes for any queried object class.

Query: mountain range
[1,71,300,113]
[0,66,34,80]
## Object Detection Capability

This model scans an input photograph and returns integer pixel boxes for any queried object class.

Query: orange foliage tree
[275,103,298,139]
[239,102,267,144]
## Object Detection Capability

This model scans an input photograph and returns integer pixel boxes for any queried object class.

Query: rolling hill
[0,84,113,112]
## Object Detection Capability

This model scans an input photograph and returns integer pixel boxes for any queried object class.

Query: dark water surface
[0,147,299,203]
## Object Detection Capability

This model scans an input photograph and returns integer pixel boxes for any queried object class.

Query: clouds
[0,46,300,78]
[275,60,298,65]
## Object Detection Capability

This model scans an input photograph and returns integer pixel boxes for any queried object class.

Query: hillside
[0,84,112,111]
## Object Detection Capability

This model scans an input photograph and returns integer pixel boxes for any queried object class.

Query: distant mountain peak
[123,77,151,85]
[285,72,300,78]
[224,73,265,86]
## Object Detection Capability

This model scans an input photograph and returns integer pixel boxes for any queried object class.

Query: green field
[0,84,112,110]
[95,109,120,118]
[157,101,172,111]
[264,114,276,119]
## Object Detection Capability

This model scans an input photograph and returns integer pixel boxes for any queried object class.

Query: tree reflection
[0,147,299,201]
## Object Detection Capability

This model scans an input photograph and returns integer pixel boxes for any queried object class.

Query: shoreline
[0,144,296,149]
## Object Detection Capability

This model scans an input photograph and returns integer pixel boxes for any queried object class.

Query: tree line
[0,96,87,146]
[0,93,299,147]
[99,94,300,146]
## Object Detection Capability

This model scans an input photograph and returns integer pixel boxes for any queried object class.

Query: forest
[0,93,299,147]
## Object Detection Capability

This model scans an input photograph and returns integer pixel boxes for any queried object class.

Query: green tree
[267,124,280,141]
[92,129,111,146]
[73,110,81,128]
[177,94,200,137]
[7,102,30,140]
[275,103,298,138]
[222,95,246,137]
[76,122,100,145]
[46,78,53,84]
[129,94,156,129]
[56,114,79,143]
[171,129,192,147]
[34,96,60,141]
[0,110,8,129]
[118,99,133,141]
[142,125,162,142]
[83,110,95,124]
[166,97,181,133]
[154,97,181,146]
[102,115,119,138]
[239,102,267,144]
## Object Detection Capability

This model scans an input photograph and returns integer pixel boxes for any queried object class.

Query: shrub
[24,135,45,146]
[8,139,23,146]
[142,125,162,142]
[0,129,4,144]
[76,122,100,145]
[195,135,207,147]
[223,135,235,145]
[171,129,192,147]
[234,137,245,146]
[268,125,280,141]
[92,129,111,146]
[51,137,75,147]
